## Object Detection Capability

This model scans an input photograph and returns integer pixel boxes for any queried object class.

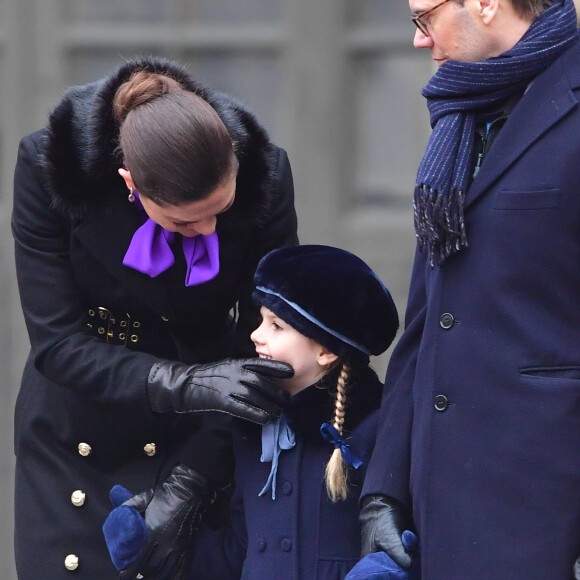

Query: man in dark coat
[359,0,580,578]
[11,57,298,578]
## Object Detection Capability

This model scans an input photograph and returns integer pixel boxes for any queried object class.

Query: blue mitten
[102,485,149,571]
[346,530,420,580]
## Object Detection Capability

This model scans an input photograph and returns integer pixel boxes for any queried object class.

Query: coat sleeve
[188,446,249,576]
[361,247,427,507]
[11,131,160,408]
[232,146,299,356]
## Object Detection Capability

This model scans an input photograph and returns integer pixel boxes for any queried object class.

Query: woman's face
[119,168,236,237]
[251,306,338,397]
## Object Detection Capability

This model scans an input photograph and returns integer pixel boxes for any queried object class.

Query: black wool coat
[11,57,298,579]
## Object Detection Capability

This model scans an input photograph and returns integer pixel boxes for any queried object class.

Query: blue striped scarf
[414,0,578,267]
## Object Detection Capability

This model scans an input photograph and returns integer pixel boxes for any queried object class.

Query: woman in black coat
[11,56,298,578]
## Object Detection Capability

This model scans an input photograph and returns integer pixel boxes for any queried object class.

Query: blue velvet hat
[253,245,399,361]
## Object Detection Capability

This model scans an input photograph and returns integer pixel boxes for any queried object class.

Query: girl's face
[251,306,338,397]
[118,168,236,237]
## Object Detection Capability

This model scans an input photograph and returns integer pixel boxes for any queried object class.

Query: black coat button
[281,538,293,552]
[434,394,448,412]
[439,313,455,329]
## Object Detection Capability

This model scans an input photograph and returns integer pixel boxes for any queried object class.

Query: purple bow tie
[123,193,220,286]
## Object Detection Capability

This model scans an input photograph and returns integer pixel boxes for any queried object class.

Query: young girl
[192,244,401,578]
[105,244,400,579]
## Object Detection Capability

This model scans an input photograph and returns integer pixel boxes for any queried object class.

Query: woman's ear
[118,168,136,192]
[317,348,339,368]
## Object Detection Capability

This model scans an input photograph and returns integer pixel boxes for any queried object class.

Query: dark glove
[147,358,293,425]
[360,494,415,569]
[103,464,217,580]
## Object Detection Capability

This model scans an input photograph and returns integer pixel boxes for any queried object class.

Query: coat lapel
[73,188,177,318]
[465,53,579,210]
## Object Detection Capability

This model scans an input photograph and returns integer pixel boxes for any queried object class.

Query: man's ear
[317,348,339,368]
[476,0,499,24]
[118,168,136,192]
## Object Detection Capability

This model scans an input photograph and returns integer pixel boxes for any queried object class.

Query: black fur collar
[42,56,279,227]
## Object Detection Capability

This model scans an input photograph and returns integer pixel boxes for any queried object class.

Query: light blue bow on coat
[258,415,296,500]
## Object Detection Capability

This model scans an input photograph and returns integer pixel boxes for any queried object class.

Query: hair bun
[113,70,183,124]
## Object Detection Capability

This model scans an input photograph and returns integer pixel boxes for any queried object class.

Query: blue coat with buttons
[362,36,580,579]
[190,366,383,579]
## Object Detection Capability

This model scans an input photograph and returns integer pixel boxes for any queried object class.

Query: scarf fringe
[414,185,468,267]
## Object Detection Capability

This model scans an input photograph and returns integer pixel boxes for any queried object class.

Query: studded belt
[86,306,141,347]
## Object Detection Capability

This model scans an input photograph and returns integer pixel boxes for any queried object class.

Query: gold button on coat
[78,442,92,456]
[71,490,86,507]
[144,443,156,456]
[64,554,79,571]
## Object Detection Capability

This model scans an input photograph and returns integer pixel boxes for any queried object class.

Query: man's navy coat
[363,36,580,579]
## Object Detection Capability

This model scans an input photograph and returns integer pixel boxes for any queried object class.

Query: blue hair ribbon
[320,422,362,469]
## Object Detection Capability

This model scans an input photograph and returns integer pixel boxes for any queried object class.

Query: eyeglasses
[412,0,452,37]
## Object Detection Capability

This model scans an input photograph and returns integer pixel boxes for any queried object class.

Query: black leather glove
[147,358,293,425]
[118,464,217,580]
[359,494,414,569]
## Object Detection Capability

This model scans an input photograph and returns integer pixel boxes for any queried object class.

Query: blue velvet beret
[253,245,399,361]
